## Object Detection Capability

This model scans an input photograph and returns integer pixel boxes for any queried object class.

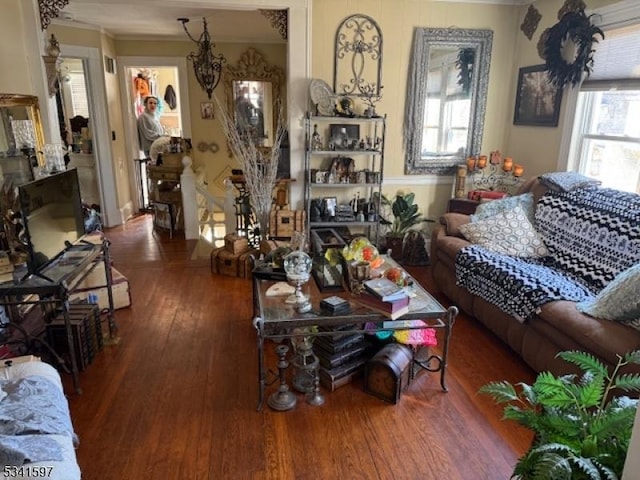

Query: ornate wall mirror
[0,94,45,184]
[223,48,284,149]
[404,28,493,175]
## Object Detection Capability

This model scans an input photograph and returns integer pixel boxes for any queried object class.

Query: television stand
[0,235,119,394]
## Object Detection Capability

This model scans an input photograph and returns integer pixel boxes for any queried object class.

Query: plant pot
[386,235,404,261]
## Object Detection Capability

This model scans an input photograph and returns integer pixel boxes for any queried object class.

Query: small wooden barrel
[363,343,413,404]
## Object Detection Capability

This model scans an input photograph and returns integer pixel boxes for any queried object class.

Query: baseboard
[120,201,134,224]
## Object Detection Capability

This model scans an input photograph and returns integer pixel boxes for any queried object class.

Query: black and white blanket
[455,186,640,322]
[455,245,593,322]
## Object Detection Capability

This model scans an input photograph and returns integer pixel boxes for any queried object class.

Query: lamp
[178,17,226,99]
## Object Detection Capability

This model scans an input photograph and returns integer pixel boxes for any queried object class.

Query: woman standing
[137,96,164,157]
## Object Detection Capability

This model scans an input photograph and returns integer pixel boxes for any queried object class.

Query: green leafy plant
[480,350,640,480]
[377,192,433,238]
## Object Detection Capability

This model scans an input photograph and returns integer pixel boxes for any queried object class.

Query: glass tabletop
[254,256,447,331]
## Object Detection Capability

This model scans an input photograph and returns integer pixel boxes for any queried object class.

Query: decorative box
[224,233,250,255]
[364,343,413,404]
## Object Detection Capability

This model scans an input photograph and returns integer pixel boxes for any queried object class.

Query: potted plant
[479,350,640,480]
[378,191,433,261]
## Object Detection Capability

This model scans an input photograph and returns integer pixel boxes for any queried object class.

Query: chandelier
[178,17,226,99]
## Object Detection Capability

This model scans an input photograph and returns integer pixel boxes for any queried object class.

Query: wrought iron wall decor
[521,4,542,41]
[259,9,288,40]
[543,9,604,89]
[39,0,69,30]
[333,14,383,97]
[178,17,226,99]
[404,28,493,175]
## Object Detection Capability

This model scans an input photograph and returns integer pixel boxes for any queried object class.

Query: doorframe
[117,56,191,213]
[58,44,119,228]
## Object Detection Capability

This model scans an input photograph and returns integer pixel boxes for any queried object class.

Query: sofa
[0,356,80,480]
[431,175,640,376]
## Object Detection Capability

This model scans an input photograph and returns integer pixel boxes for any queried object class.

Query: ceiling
[52,0,285,43]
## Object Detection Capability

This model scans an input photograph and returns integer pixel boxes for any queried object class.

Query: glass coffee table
[252,256,458,410]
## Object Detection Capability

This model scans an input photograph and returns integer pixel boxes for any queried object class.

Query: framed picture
[153,201,176,236]
[513,65,563,127]
[322,196,337,219]
[329,124,360,150]
[200,101,214,120]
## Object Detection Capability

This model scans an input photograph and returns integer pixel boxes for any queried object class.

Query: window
[68,72,89,118]
[567,22,640,194]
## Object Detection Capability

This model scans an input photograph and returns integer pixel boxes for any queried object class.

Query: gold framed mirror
[0,94,46,181]
[223,48,284,149]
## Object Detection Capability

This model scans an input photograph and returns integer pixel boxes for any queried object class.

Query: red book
[467,190,508,201]
[353,292,410,320]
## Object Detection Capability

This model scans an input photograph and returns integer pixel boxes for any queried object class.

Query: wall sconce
[42,34,61,97]
[178,17,226,100]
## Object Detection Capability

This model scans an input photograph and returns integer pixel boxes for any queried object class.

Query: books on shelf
[354,292,410,320]
[363,277,407,302]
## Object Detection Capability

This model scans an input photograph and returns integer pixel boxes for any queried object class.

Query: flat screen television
[18,169,85,274]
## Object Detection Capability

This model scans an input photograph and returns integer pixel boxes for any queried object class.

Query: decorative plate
[309,79,335,116]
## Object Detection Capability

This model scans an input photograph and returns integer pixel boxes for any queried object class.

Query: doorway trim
[117,56,191,213]
[59,44,119,228]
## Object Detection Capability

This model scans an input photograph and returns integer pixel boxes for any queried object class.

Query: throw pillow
[539,172,601,192]
[459,204,549,258]
[576,263,640,331]
[471,193,535,224]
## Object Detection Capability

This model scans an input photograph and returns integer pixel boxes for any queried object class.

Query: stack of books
[313,325,370,391]
[0,253,14,284]
[354,277,410,320]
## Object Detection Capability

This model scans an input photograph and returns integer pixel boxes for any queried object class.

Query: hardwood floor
[64,215,535,480]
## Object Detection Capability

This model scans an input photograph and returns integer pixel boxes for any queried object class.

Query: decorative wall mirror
[404,28,493,175]
[223,48,284,149]
[0,94,45,183]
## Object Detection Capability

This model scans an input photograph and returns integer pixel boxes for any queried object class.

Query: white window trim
[557,0,640,171]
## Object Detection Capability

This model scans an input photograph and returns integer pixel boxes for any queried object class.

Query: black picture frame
[513,65,563,127]
[329,124,360,150]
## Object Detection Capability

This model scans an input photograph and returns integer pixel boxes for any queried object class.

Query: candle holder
[283,251,313,313]
[470,161,523,195]
[267,344,297,411]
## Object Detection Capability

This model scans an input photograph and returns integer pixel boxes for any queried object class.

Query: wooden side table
[447,198,480,215]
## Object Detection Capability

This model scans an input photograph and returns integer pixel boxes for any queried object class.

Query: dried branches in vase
[213,95,286,241]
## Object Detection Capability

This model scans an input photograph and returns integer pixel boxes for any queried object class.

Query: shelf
[308,115,385,124]
[309,183,378,188]
[309,221,378,228]
[309,149,381,156]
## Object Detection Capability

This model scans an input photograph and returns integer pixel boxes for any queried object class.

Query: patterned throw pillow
[539,172,601,192]
[471,193,535,224]
[576,263,640,331]
[459,204,549,258]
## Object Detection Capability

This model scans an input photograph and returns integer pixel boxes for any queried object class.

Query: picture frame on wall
[513,64,563,127]
[200,101,214,120]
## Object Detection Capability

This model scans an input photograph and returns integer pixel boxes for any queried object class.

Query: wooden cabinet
[147,165,182,229]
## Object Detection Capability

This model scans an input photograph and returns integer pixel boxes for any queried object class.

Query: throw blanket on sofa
[536,187,640,293]
[0,376,76,465]
[456,245,593,322]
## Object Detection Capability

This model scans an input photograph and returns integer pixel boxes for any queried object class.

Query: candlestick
[466,156,476,172]
[513,164,524,177]
[477,155,488,169]
[503,157,513,172]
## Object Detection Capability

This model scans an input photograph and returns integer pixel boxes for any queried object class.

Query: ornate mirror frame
[0,94,46,168]
[404,28,493,175]
[223,47,285,151]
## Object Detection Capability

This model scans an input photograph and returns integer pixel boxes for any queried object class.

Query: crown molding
[432,0,531,5]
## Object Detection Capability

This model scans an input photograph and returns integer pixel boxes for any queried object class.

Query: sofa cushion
[576,263,640,331]
[459,204,549,258]
[536,187,640,293]
[439,213,470,237]
[471,192,535,224]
